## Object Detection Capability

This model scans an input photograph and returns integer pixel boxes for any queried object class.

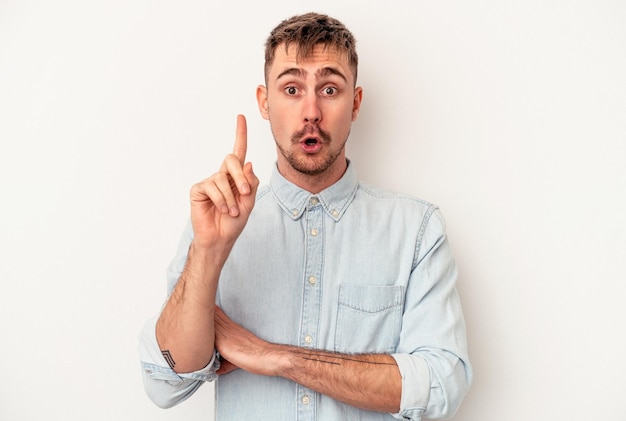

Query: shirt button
[331,209,339,218]
[302,395,310,405]
[310,197,319,205]
[308,276,316,285]
[292,209,299,217]
[304,335,313,344]
[310,228,318,236]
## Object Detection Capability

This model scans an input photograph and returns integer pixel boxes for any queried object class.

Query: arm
[214,307,402,413]
[393,208,472,419]
[155,115,259,373]
[213,207,472,419]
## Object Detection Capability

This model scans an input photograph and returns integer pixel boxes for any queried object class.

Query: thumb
[243,162,259,196]
[239,162,259,212]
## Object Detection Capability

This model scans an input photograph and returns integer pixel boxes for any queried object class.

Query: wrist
[190,239,234,267]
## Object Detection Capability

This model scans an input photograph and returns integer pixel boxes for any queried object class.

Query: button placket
[297,197,323,419]
[300,198,323,347]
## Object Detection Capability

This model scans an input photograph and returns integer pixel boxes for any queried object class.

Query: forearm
[139,316,216,409]
[261,344,402,413]
[156,241,229,373]
[218,342,401,412]
[214,307,402,412]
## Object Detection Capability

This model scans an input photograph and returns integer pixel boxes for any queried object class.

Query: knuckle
[190,181,204,194]
[212,172,227,182]
[225,154,244,169]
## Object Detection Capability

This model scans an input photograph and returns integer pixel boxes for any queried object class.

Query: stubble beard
[274,124,349,176]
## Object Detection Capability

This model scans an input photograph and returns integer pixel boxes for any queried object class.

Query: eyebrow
[275,66,348,83]
[276,68,306,81]
[317,67,347,82]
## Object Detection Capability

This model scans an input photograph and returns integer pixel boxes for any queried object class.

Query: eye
[285,86,298,96]
[321,86,338,96]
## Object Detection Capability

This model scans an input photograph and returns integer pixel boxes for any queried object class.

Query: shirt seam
[413,204,439,271]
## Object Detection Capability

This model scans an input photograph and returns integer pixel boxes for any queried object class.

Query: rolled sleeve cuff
[138,315,218,384]
[391,353,431,420]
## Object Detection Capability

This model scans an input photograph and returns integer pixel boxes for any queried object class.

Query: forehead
[267,43,354,84]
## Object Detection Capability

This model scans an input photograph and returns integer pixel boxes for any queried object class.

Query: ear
[256,85,269,120]
[351,87,363,121]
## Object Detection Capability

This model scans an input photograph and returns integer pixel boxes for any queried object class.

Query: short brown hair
[264,13,358,84]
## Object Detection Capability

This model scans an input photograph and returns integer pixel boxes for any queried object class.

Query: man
[139,12,472,420]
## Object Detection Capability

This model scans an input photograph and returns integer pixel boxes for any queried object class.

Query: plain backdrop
[1,1,625,420]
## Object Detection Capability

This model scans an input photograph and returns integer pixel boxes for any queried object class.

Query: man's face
[257,43,362,180]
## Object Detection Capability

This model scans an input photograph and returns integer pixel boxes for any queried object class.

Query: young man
[139,13,472,420]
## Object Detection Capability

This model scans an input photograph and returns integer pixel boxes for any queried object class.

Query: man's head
[257,13,362,192]
[264,13,358,86]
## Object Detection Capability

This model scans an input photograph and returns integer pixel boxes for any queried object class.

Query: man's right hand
[156,115,258,373]
[189,114,259,252]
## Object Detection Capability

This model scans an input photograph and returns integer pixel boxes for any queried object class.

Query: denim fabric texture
[139,163,472,420]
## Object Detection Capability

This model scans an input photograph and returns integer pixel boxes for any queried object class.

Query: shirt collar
[270,161,358,222]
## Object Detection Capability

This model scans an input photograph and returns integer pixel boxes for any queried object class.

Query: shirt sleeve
[138,315,219,409]
[390,207,473,420]
[138,220,219,409]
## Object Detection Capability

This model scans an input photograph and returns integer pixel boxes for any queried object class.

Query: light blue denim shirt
[139,163,472,420]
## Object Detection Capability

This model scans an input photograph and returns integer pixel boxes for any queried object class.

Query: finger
[214,306,228,323]
[214,306,233,331]
[212,172,240,217]
[216,358,239,376]
[237,162,259,213]
[191,178,229,214]
[221,154,250,196]
[233,114,247,165]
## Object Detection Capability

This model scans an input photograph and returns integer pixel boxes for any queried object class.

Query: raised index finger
[233,114,247,165]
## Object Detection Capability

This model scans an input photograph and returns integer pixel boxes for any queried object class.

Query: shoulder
[356,182,436,210]
[356,182,447,230]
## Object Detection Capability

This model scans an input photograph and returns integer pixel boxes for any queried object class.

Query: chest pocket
[334,284,404,354]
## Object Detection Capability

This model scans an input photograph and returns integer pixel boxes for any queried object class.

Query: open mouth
[300,137,322,153]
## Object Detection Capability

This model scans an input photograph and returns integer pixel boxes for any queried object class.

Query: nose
[302,92,321,123]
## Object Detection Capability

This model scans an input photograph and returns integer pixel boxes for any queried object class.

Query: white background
[1,1,625,420]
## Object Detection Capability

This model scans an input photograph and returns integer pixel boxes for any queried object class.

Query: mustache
[291,124,332,144]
